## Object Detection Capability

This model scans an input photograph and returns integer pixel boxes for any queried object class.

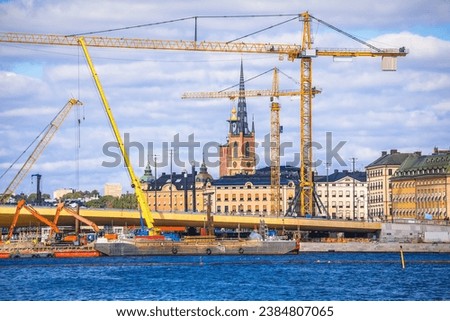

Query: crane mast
[270,69,281,216]
[0,12,408,217]
[0,99,82,203]
[299,12,314,215]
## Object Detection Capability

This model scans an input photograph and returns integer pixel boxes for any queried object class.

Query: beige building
[206,167,296,216]
[366,150,412,221]
[104,183,122,198]
[141,161,213,213]
[53,188,74,200]
[391,149,450,221]
[315,170,368,220]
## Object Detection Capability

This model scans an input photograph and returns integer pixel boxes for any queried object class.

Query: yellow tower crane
[0,11,408,218]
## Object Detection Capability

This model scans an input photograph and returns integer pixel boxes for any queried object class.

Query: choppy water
[0,253,449,301]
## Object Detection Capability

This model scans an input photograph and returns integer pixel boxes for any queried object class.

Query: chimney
[390,149,398,154]
[381,151,387,156]
[334,169,339,174]
[414,151,422,156]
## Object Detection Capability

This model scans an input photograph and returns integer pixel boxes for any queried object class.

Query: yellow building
[391,149,450,221]
[365,150,412,221]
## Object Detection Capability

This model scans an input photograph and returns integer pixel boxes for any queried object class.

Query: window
[244,142,250,157]
[233,142,238,158]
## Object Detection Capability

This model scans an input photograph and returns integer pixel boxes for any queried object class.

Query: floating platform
[94,234,299,256]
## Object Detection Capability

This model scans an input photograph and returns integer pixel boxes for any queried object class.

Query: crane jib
[0,32,407,58]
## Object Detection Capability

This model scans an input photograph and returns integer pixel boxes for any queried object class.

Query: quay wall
[380,222,450,243]
[299,242,450,253]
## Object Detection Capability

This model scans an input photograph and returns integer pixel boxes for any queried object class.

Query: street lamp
[183,169,188,212]
[325,162,331,219]
[154,155,158,212]
[192,161,196,213]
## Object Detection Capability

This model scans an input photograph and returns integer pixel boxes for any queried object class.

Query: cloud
[0,0,449,195]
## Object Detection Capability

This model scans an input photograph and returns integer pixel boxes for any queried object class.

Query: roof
[315,170,366,183]
[213,171,296,186]
[392,152,450,179]
[255,165,300,178]
[147,172,197,191]
[366,150,413,168]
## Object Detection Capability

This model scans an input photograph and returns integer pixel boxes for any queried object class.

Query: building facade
[53,188,75,200]
[365,150,412,221]
[391,149,450,221]
[206,167,297,216]
[104,183,122,198]
[141,161,213,213]
[315,170,368,220]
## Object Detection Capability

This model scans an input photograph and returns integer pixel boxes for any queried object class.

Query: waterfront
[0,253,449,301]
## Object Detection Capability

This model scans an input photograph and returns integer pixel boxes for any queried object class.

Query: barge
[94,232,299,256]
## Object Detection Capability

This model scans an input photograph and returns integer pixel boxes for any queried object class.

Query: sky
[0,0,449,197]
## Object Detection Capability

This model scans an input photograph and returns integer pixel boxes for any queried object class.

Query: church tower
[219,60,256,177]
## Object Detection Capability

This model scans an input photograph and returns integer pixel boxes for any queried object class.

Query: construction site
[2,10,448,258]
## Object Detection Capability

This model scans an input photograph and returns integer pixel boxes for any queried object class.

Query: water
[0,253,449,301]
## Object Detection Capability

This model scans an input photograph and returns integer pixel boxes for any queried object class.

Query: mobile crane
[0,11,408,218]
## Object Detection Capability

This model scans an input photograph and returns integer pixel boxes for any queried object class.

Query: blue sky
[0,0,449,197]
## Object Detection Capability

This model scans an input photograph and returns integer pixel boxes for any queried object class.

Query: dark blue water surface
[0,253,449,301]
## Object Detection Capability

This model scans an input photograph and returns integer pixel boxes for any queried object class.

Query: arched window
[233,142,238,158]
[244,141,250,157]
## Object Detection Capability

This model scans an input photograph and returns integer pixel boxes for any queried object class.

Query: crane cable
[0,124,50,182]
[67,14,299,37]
[219,67,299,92]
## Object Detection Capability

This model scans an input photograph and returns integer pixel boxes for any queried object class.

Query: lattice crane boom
[0,98,82,203]
[0,31,407,59]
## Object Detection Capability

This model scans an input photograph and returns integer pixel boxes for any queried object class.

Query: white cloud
[0,0,449,195]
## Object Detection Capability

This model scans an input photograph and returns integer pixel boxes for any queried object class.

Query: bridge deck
[0,206,381,233]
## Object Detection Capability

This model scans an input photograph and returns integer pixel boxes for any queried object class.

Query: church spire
[237,59,250,136]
